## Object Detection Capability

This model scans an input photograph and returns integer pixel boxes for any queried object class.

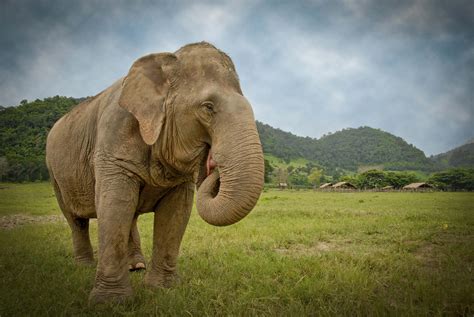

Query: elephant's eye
[201,102,214,112]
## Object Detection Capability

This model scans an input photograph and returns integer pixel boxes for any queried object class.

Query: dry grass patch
[0,214,65,229]
[274,239,356,257]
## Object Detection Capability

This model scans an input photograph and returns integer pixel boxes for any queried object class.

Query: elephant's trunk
[196,95,264,226]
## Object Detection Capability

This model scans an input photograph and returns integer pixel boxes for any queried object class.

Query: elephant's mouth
[196,145,218,194]
[206,150,217,176]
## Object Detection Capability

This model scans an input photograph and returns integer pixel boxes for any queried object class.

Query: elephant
[45,42,264,303]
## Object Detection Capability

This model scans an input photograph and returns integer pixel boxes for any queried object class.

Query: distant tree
[304,162,317,174]
[385,171,420,188]
[0,156,8,181]
[332,169,344,182]
[264,159,274,183]
[320,174,332,183]
[357,170,387,189]
[340,174,358,186]
[307,168,323,187]
[288,171,309,186]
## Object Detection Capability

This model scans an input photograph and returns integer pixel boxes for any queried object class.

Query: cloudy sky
[1,0,473,155]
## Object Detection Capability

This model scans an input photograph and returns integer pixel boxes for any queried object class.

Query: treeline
[266,160,420,189]
[428,168,474,191]
[340,170,420,189]
[344,168,474,191]
[265,160,474,191]
[0,97,79,181]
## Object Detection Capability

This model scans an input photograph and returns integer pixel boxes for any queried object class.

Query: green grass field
[1,183,473,316]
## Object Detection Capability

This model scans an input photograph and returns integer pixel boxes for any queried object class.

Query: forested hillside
[257,122,434,172]
[257,122,315,162]
[0,97,472,182]
[0,97,79,181]
[316,127,433,171]
[431,141,474,169]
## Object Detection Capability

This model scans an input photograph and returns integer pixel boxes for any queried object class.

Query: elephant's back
[46,95,103,218]
[46,79,123,171]
[46,96,100,171]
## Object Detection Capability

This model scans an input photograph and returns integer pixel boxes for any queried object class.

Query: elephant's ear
[119,53,177,145]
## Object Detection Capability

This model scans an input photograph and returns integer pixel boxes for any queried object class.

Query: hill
[430,140,474,169]
[257,122,434,172]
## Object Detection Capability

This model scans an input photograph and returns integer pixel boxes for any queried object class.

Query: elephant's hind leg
[69,217,94,265]
[128,215,146,271]
[52,179,94,265]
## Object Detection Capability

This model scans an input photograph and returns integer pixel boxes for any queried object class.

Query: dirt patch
[0,214,65,229]
[412,233,474,269]
[275,241,343,257]
[413,241,444,269]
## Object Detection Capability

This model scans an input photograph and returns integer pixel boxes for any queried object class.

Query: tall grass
[1,183,473,315]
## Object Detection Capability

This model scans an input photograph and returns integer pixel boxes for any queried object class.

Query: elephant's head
[119,42,264,226]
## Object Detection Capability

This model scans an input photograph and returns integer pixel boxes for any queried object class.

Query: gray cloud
[0,0,473,155]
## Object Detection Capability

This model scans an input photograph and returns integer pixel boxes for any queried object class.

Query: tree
[357,170,387,189]
[288,171,309,186]
[385,171,419,188]
[0,157,8,181]
[307,168,323,187]
[264,159,274,183]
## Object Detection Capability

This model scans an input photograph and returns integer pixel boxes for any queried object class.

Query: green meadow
[1,182,473,316]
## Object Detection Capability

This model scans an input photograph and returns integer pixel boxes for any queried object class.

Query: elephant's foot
[88,286,133,305]
[128,253,146,271]
[129,262,146,271]
[144,270,180,288]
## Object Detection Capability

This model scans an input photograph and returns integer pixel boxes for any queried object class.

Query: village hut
[332,181,357,190]
[402,182,433,191]
[278,182,288,190]
[319,182,333,190]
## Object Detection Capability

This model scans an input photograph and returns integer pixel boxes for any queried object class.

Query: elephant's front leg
[89,173,140,304]
[145,182,194,288]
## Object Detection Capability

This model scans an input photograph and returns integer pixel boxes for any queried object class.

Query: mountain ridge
[431,140,474,169]
[257,121,438,172]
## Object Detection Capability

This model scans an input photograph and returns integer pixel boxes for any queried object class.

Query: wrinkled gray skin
[46,42,264,303]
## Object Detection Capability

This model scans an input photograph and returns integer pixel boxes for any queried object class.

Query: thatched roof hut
[319,182,333,189]
[403,182,433,190]
[332,181,357,189]
[278,182,288,189]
